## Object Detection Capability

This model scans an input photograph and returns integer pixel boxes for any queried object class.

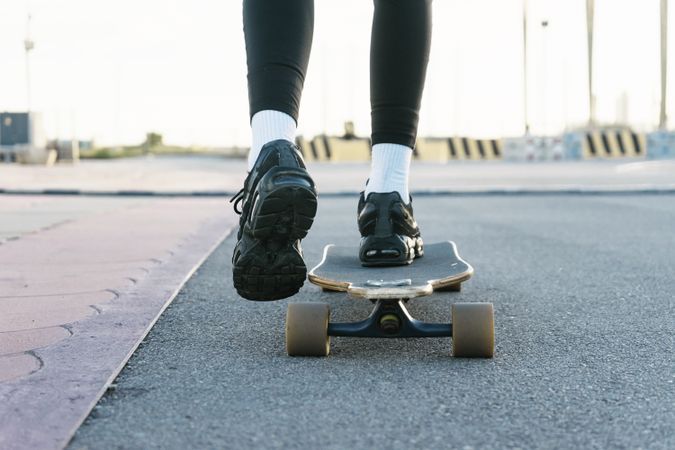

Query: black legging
[243,0,432,149]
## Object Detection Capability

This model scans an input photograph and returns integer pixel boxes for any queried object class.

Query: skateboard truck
[286,298,493,358]
[328,298,452,338]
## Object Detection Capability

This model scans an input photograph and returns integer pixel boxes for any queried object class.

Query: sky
[0,0,669,147]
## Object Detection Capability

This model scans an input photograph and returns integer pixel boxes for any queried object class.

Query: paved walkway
[1,157,675,194]
[0,196,236,450]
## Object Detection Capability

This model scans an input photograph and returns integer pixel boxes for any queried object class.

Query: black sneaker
[231,140,318,300]
[357,191,424,266]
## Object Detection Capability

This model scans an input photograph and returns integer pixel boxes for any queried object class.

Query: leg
[244,0,314,168]
[233,0,318,301]
[358,0,431,266]
[370,0,432,151]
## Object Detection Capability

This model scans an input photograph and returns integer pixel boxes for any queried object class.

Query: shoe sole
[234,167,318,300]
[233,241,307,301]
[247,167,318,241]
[359,234,424,267]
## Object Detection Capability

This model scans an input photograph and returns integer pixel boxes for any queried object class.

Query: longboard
[308,241,473,300]
[285,241,495,358]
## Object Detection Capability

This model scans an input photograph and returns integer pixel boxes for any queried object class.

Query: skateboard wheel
[286,303,330,357]
[451,303,494,358]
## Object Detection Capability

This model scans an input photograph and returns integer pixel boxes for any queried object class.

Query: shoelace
[229,188,245,215]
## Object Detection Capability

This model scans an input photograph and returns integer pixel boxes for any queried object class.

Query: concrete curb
[2,185,675,197]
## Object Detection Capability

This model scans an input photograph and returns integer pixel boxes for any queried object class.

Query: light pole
[586,0,596,126]
[540,19,549,136]
[24,11,35,113]
[523,0,530,135]
[660,0,668,130]
[523,0,530,136]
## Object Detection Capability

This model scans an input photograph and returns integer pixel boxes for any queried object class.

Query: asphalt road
[70,195,674,449]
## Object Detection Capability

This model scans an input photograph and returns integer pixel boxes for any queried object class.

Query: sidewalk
[1,157,675,194]
[0,195,236,449]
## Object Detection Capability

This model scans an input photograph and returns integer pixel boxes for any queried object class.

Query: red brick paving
[0,196,236,449]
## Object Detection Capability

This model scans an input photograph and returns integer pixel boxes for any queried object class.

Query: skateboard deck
[308,241,473,300]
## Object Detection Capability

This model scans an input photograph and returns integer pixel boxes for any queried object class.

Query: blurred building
[0,111,53,164]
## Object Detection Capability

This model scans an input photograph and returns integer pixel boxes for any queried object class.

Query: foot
[357,191,424,266]
[231,140,318,300]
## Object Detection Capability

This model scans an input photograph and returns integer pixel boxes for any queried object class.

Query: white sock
[365,143,412,203]
[248,110,297,170]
